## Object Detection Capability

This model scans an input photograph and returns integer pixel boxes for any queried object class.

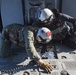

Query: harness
[52,22,68,35]
[51,20,70,41]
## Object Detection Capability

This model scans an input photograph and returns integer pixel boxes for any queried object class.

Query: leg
[0,23,23,57]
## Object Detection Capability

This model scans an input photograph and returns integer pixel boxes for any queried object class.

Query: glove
[41,62,53,73]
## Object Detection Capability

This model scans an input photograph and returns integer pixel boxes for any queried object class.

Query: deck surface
[0,43,76,75]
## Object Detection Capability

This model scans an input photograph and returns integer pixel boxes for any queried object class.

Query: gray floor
[0,43,76,75]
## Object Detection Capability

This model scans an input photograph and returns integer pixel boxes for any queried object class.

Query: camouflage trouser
[0,23,23,57]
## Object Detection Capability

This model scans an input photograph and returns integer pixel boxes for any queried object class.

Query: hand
[41,61,53,73]
[37,59,53,73]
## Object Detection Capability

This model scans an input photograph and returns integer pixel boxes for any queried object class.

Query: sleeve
[24,29,41,62]
[51,8,75,23]
[60,13,76,31]
[60,13,75,22]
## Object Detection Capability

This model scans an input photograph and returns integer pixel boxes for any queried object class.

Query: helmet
[38,8,54,23]
[36,27,52,44]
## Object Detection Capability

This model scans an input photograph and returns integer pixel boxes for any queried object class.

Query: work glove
[40,62,53,73]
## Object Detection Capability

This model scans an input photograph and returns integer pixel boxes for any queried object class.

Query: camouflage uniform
[0,24,41,62]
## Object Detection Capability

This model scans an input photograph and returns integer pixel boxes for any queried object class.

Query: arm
[52,8,76,34]
[24,28,53,73]
[60,13,76,33]
[52,8,75,23]
[60,13,75,22]
[24,29,41,62]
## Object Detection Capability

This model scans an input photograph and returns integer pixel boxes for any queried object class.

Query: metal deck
[0,43,76,75]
